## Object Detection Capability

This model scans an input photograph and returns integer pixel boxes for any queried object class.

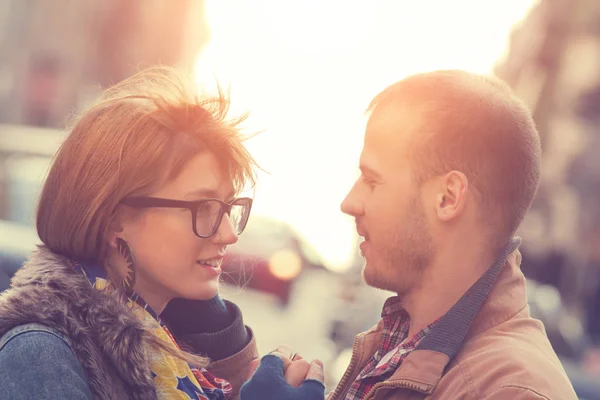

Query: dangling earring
[116,238,136,293]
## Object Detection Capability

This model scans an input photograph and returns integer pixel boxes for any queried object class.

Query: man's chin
[362,263,382,288]
[362,262,399,293]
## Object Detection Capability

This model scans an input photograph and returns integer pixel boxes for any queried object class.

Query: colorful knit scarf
[73,261,232,400]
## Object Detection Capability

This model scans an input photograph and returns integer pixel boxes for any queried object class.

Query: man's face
[341,104,434,295]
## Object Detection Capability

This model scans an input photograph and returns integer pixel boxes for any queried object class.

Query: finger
[284,359,311,388]
[245,355,285,385]
[291,352,304,361]
[246,358,260,380]
[305,359,324,383]
[267,351,292,371]
[270,345,293,359]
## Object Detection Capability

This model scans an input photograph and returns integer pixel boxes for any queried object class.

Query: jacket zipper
[328,335,362,400]
[363,380,433,400]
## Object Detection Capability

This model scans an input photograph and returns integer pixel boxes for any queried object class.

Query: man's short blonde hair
[369,70,541,246]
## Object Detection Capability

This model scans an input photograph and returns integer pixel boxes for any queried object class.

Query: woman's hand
[241,346,325,400]
[285,358,313,388]
[248,345,315,388]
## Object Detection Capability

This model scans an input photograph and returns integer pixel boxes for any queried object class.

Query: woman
[0,67,324,400]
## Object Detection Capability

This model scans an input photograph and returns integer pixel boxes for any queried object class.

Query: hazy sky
[195,0,538,271]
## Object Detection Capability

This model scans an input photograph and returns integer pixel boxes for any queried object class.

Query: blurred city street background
[2,0,600,397]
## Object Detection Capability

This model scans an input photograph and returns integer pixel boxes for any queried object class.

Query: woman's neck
[132,278,173,316]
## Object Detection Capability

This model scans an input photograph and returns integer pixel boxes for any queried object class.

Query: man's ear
[435,170,469,222]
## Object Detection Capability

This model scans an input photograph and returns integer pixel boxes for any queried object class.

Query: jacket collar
[0,246,157,400]
[466,248,527,338]
[394,239,524,385]
[355,239,527,397]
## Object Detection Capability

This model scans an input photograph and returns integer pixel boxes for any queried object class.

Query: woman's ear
[106,213,126,249]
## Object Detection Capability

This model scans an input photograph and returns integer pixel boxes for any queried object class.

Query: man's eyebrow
[359,165,381,178]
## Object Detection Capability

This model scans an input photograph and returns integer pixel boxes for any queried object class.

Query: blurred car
[0,124,63,226]
[221,214,326,306]
[0,218,39,292]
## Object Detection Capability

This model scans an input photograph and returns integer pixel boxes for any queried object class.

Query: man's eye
[362,175,376,186]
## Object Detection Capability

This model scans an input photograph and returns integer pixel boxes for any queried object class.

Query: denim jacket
[0,323,93,399]
[0,246,258,400]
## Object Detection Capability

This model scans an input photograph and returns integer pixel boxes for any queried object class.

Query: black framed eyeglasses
[120,196,253,238]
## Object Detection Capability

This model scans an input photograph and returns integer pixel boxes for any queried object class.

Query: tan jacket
[328,247,578,400]
[207,333,259,400]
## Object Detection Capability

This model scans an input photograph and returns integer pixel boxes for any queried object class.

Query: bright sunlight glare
[195,0,538,272]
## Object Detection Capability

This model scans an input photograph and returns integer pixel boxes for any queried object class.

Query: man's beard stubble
[363,200,434,295]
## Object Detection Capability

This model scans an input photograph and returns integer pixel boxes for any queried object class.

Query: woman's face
[115,151,242,312]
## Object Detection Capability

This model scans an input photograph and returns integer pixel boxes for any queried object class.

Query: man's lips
[356,223,369,241]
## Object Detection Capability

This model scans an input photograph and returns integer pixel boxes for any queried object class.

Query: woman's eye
[197,203,212,215]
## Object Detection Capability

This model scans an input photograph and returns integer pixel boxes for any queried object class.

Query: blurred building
[0,0,209,128]
[496,0,600,338]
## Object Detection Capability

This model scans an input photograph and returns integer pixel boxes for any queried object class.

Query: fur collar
[0,246,157,400]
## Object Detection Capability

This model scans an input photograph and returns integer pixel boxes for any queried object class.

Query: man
[328,70,577,399]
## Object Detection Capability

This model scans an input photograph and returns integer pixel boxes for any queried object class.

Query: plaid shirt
[344,296,438,400]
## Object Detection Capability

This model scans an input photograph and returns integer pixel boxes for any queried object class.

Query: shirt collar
[381,295,409,319]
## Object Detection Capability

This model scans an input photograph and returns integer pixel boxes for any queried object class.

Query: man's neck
[401,237,497,338]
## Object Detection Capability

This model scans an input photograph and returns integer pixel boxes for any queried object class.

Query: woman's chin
[180,282,220,300]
